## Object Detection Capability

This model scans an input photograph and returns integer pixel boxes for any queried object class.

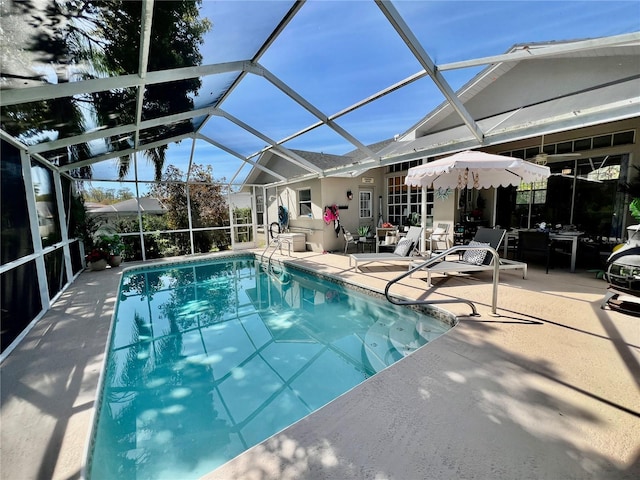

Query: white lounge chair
[410,227,528,286]
[350,226,423,271]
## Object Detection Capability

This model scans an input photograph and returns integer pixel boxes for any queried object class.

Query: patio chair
[427,222,452,254]
[410,227,527,286]
[349,226,423,271]
[518,230,552,273]
[342,228,359,254]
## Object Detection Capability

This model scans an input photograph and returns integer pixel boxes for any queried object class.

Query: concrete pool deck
[1,250,639,479]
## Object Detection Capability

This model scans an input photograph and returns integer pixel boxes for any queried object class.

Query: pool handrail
[384,244,502,316]
[259,236,295,283]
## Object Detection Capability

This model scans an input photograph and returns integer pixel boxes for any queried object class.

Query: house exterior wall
[320,172,385,252]
[408,44,639,141]
[263,171,386,253]
[431,193,457,246]
[264,179,322,251]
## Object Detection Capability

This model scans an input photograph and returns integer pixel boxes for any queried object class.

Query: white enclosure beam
[376,0,484,144]
[57,133,193,172]
[133,0,155,149]
[0,61,249,107]
[213,109,323,174]
[438,32,640,71]
[196,133,286,181]
[21,150,50,310]
[253,64,377,159]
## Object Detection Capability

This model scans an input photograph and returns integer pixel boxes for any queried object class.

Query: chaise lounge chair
[410,227,528,286]
[350,226,423,271]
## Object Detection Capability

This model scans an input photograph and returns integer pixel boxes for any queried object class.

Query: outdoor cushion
[393,238,414,256]
[462,240,490,265]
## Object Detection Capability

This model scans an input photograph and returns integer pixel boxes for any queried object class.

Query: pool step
[362,316,431,373]
[361,319,402,373]
[387,316,427,356]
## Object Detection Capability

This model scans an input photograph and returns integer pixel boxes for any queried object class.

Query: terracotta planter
[108,255,122,267]
[89,259,108,271]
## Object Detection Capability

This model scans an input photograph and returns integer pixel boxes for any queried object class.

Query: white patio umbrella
[405,150,551,250]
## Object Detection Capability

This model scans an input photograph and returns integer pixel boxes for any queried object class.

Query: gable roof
[371,38,640,166]
[244,149,358,186]
[245,136,403,186]
[404,39,639,141]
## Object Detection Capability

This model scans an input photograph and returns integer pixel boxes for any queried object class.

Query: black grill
[603,244,640,315]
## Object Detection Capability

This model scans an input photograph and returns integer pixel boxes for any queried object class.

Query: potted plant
[619,165,640,245]
[85,248,110,271]
[97,233,128,267]
[357,225,370,242]
[407,212,421,227]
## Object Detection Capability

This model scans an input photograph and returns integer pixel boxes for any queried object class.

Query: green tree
[150,164,230,254]
[86,0,212,179]
[83,187,134,205]
[5,1,211,180]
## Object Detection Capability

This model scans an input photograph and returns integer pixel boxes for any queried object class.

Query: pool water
[88,255,452,479]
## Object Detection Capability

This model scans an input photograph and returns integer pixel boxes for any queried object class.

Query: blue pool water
[88,255,452,479]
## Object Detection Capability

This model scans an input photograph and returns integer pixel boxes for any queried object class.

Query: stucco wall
[264,172,386,253]
[320,174,385,252]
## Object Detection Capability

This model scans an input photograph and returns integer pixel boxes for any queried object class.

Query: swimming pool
[86,254,454,479]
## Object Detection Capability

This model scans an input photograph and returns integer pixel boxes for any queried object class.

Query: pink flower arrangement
[85,248,110,263]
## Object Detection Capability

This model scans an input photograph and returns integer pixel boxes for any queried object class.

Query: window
[524,147,539,159]
[386,174,432,226]
[388,159,421,174]
[299,188,311,216]
[516,180,548,206]
[514,180,547,228]
[574,138,592,151]
[556,141,573,154]
[256,194,264,225]
[501,130,636,158]
[359,190,372,219]
[613,130,635,146]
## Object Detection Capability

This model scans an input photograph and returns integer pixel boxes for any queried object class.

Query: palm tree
[7,0,211,180]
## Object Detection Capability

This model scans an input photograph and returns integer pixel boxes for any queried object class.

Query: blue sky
[89,0,639,194]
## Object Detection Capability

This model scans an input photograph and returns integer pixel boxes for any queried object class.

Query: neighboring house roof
[244,36,639,184]
[84,202,104,210]
[88,197,167,215]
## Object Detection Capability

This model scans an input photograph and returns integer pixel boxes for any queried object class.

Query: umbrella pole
[570,158,578,225]
[527,187,533,229]
[420,185,427,252]
[462,187,468,221]
[492,188,497,227]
